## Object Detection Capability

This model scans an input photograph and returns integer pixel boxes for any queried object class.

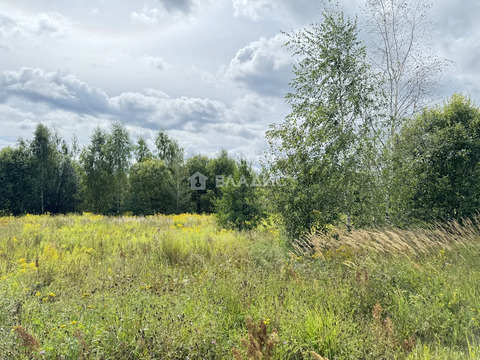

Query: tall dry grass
[293,216,480,257]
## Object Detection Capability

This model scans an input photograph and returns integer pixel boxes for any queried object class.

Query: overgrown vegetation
[0,0,478,358]
[1,214,480,359]
[1,1,476,237]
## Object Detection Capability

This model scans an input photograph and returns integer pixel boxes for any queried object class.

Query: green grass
[1,213,480,359]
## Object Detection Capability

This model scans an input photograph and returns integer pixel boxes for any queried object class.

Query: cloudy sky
[0,0,479,162]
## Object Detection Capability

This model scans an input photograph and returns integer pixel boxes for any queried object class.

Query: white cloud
[143,56,171,70]
[110,91,227,130]
[231,0,328,23]
[0,103,38,144]
[0,67,287,164]
[130,0,199,25]
[1,0,479,164]
[226,94,286,125]
[224,33,292,96]
[232,0,274,20]
[0,68,110,114]
[158,0,194,14]
[0,68,227,131]
[32,12,69,38]
[130,5,162,24]
[429,0,480,100]
[0,10,70,47]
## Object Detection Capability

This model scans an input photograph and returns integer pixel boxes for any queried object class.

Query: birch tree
[267,4,380,237]
[365,0,446,132]
[364,0,449,223]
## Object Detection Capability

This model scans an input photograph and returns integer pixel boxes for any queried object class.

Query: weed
[232,317,279,360]
[1,214,480,359]
[13,325,40,354]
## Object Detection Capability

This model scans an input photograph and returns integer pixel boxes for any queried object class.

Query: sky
[0,0,479,163]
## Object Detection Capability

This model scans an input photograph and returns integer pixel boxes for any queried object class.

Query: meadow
[1,214,480,359]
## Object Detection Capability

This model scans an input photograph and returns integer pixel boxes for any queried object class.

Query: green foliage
[215,159,264,230]
[31,124,54,214]
[1,214,480,359]
[393,94,480,222]
[134,137,153,163]
[0,124,245,217]
[184,150,237,214]
[267,3,380,238]
[185,154,215,213]
[80,123,132,214]
[155,130,183,167]
[0,145,36,215]
[0,125,79,215]
[127,159,175,215]
[106,122,133,214]
[207,149,237,199]
[79,127,113,214]
[30,124,80,214]
[169,164,192,215]
[52,155,80,214]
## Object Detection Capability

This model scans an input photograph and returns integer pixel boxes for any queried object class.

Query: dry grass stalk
[232,318,278,360]
[310,351,329,360]
[293,215,480,258]
[371,302,416,354]
[372,303,397,350]
[355,268,369,288]
[13,326,40,354]
[402,334,416,353]
[74,329,90,360]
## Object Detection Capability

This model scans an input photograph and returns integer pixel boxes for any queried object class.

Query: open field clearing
[1,214,480,359]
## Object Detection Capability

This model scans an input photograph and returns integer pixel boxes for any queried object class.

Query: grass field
[1,214,480,359]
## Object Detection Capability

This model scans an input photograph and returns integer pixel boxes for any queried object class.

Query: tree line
[1,0,479,238]
[1,90,478,237]
[0,123,263,229]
